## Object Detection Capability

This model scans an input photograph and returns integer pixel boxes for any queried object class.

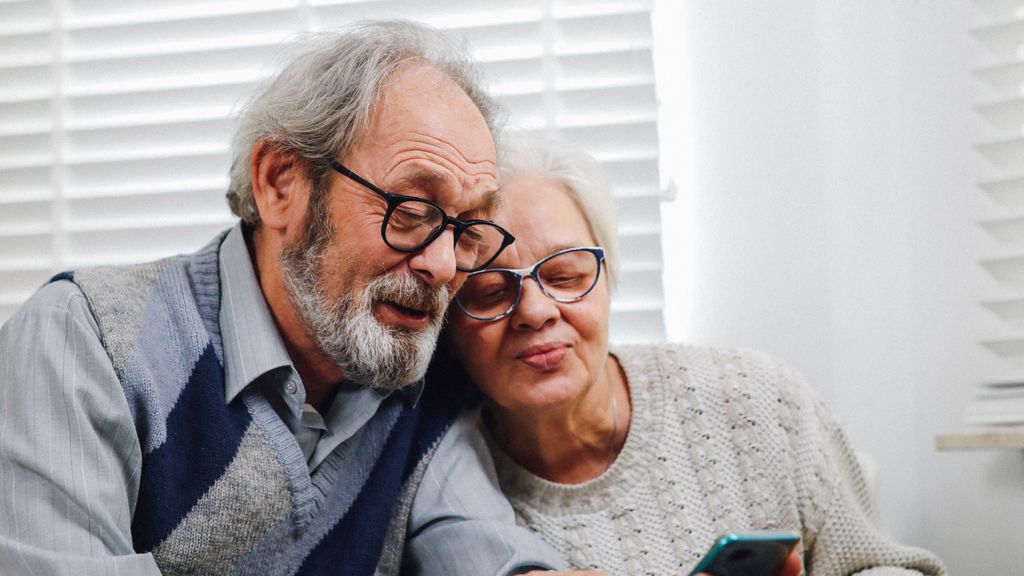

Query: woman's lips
[517,344,568,370]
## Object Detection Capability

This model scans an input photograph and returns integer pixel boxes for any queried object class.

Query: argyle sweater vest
[52,233,462,576]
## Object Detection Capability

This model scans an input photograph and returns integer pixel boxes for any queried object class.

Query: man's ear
[250,141,307,232]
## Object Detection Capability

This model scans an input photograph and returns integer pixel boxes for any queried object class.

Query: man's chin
[324,321,439,392]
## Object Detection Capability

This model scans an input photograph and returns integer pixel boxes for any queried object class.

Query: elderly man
[0,20,573,576]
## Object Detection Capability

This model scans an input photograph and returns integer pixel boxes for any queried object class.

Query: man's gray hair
[227,20,501,224]
[498,132,620,289]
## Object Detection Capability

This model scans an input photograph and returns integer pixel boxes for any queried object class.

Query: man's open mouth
[385,300,430,319]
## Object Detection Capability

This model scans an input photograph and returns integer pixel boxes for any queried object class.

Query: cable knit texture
[486,343,946,576]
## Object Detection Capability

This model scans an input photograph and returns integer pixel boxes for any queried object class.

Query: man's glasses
[330,161,515,272]
[454,247,605,321]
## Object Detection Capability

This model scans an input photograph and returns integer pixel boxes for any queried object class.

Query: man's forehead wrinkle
[378,131,496,174]
[376,153,498,217]
[392,170,453,193]
[389,161,500,212]
[386,152,494,188]
[382,152,497,207]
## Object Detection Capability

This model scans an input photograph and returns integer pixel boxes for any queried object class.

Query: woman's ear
[250,141,308,232]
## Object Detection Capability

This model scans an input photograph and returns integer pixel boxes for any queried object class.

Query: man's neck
[283,339,344,413]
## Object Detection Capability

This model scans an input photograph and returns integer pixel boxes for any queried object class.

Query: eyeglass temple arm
[330,160,389,199]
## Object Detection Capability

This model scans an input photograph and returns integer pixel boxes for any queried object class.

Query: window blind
[974,0,1024,384]
[0,0,665,343]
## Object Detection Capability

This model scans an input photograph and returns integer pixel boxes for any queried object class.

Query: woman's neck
[485,355,630,484]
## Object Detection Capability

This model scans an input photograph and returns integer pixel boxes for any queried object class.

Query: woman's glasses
[454,247,605,321]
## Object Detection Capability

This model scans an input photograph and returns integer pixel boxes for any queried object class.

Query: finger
[779,548,803,576]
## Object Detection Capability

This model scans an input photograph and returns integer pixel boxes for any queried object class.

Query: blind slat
[981,216,1024,246]
[66,0,299,28]
[976,137,1024,169]
[66,153,229,190]
[982,254,1024,289]
[976,96,1024,129]
[981,175,1024,208]
[972,17,1024,59]
[973,59,1024,91]
[0,1,49,36]
[982,297,1024,325]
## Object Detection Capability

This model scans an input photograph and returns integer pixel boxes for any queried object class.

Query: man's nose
[408,228,458,288]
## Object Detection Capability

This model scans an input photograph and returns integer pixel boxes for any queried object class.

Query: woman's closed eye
[465,275,512,301]
[544,273,584,288]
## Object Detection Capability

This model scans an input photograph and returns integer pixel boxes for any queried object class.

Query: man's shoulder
[24,277,87,308]
[10,279,97,332]
[65,229,230,307]
[34,232,231,382]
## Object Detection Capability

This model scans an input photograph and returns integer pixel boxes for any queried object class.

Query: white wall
[655,1,1024,573]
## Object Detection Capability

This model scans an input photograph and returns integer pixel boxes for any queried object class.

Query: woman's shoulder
[612,342,792,377]
[611,342,812,404]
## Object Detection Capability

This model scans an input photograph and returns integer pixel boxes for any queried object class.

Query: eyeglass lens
[457,248,601,320]
[385,198,508,271]
[330,161,512,272]
[385,195,509,270]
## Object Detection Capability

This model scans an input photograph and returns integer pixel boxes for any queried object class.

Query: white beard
[280,239,448,392]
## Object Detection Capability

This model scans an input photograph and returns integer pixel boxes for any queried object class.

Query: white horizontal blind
[0,0,665,343]
[0,0,54,328]
[973,0,1024,389]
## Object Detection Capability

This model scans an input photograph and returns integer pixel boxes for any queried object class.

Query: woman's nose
[511,278,559,331]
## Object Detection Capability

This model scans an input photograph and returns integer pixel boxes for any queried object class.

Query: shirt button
[285,381,298,395]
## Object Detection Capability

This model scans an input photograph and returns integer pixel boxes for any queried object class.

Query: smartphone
[687,531,800,576]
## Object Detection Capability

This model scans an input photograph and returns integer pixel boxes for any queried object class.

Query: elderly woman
[433,134,947,576]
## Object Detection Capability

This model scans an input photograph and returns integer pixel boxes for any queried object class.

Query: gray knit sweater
[482,343,946,576]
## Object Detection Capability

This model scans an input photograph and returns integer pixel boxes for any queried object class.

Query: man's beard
[278,203,449,392]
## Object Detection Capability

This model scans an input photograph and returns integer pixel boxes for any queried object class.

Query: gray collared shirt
[219,224,421,471]
[0,223,562,575]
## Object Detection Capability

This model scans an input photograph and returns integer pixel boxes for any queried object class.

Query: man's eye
[390,205,434,229]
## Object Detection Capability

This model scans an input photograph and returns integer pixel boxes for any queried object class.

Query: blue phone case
[688,531,800,576]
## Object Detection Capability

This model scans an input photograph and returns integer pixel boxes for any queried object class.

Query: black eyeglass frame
[330,160,515,272]
[454,246,606,322]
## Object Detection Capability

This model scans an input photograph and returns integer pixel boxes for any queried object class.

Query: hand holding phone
[688,531,800,576]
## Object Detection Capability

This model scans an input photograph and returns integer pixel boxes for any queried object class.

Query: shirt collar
[218,223,424,406]
[219,223,294,404]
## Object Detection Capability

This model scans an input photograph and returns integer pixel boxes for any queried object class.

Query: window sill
[935,426,1024,450]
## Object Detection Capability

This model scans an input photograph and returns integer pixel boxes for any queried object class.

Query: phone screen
[688,531,800,576]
